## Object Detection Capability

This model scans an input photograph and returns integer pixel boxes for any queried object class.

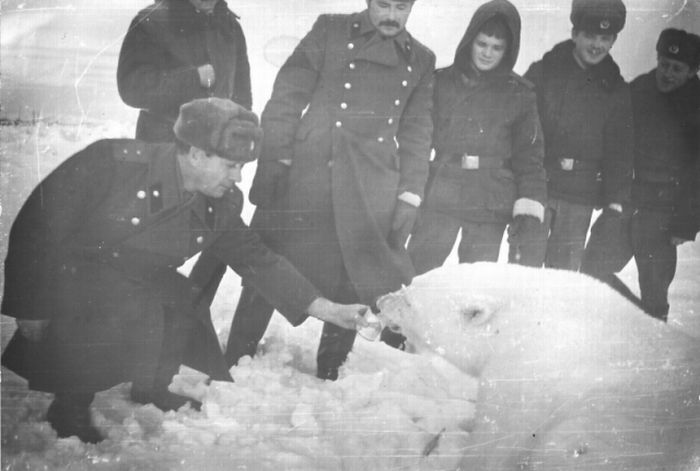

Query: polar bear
[377,263,700,470]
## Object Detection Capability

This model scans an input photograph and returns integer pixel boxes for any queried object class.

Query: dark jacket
[424,0,546,223]
[117,0,251,142]
[255,11,435,303]
[1,140,318,393]
[525,40,633,207]
[631,70,700,240]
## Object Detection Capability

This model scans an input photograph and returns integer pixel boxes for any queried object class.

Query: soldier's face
[191,150,243,198]
[655,55,697,93]
[571,29,616,68]
[367,0,413,38]
[471,33,507,72]
[188,0,218,14]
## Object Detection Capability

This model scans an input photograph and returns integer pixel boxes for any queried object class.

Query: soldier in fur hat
[1,98,370,443]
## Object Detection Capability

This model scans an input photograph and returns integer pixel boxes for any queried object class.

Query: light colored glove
[307,298,369,331]
[16,319,50,342]
[197,64,216,89]
[607,203,623,213]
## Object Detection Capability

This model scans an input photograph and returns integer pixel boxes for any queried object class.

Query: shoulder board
[110,139,150,164]
[509,72,534,89]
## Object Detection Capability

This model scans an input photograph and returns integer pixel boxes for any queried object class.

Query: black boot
[47,393,103,443]
[130,388,202,412]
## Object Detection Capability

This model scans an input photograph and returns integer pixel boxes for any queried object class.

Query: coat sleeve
[601,85,634,206]
[510,87,547,205]
[117,14,202,113]
[396,51,436,198]
[204,218,321,326]
[258,15,327,162]
[231,16,252,110]
[1,141,115,320]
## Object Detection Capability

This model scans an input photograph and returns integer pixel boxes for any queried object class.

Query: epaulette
[509,72,535,90]
[111,139,150,163]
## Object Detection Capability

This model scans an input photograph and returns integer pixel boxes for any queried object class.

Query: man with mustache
[524,0,633,270]
[581,28,700,322]
[190,0,435,380]
[1,98,369,443]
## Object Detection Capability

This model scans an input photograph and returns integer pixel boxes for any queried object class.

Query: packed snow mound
[377,262,700,470]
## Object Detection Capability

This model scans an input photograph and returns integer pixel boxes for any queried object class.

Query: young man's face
[571,29,616,68]
[190,149,243,198]
[367,0,413,38]
[471,32,507,72]
[188,0,219,14]
[655,55,698,93]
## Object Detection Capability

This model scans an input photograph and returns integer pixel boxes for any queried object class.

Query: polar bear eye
[461,304,492,326]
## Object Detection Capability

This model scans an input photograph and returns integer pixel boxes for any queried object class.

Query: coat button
[208,206,214,213]
[137,190,146,199]
[340,102,348,110]
[344,82,352,90]
[394,99,401,106]
[196,236,204,244]
[407,65,413,72]
[152,190,160,198]
[377,137,384,142]
[402,80,408,87]
[388,118,394,125]
[335,121,342,128]
[112,251,120,258]
[349,62,356,70]
[347,43,354,50]
[123,149,128,154]
[136,149,142,155]
[131,217,141,226]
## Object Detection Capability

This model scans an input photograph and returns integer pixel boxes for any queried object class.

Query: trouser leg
[47,392,102,443]
[631,211,676,322]
[408,210,461,276]
[224,285,275,367]
[545,199,594,271]
[458,221,507,263]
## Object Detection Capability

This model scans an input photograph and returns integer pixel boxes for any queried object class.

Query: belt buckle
[560,158,574,171]
[462,154,479,169]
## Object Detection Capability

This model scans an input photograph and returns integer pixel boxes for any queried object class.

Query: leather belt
[553,158,600,171]
[446,153,506,170]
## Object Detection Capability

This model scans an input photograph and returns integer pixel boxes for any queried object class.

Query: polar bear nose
[460,303,494,326]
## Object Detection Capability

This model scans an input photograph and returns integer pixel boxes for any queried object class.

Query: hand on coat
[197,64,216,89]
[16,319,50,342]
[249,160,290,209]
[388,200,418,249]
[508,215,544,264]
[307,298,370,331]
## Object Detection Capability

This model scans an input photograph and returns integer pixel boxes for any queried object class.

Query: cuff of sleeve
[513,198,545,222]
[398,191,422,207]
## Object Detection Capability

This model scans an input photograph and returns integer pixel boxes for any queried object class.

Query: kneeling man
[1,98,368,443]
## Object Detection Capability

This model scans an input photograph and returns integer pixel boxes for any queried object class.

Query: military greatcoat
[117,0,251,142]
[1,140,318,394]
[256,10,435,303]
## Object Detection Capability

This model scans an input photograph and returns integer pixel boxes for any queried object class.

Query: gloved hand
[388,200,418,249]
[16,319,50,342]
[508,215,545,266]
[249,160,290,209]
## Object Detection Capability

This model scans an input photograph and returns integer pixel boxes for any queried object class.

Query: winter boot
[47,393,103,443]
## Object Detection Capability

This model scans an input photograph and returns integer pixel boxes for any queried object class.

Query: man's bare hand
[307,298,369,331]
[197,64,216,89]
[16,319,50,342]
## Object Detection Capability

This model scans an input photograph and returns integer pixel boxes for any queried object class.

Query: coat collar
[350,10,413,65]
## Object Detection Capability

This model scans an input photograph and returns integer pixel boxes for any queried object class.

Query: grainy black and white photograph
[1,0,699,469]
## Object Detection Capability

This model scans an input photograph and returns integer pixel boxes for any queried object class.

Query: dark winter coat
[1,140,318,393]
[630,70,700,240]
[525,40,633,207]
[255,11,435,303]
[117,0,251,142]
[424,0,546,223]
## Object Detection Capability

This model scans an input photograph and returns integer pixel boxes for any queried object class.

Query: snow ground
[1,0,699,469]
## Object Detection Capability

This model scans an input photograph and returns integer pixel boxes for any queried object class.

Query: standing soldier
[1,99,369,443]
[582,29,700,321]
[117,0,251,141]
[190,0,435,380]
[525,0,633,271]
[408,0,546,273]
